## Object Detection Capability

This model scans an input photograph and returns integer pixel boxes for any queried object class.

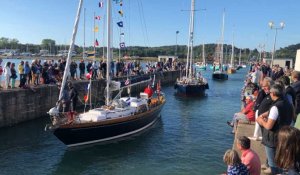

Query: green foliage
[0,37,299,61]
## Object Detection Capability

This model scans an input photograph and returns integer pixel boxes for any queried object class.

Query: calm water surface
[0,68,247,175]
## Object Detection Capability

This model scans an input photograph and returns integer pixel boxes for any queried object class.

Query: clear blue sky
[0,0,299,51]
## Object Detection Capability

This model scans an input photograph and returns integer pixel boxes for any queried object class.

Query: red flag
[95,39,99,46]
[84,95,89,102]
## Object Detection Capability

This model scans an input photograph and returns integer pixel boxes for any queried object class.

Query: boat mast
[230,33,234,67]
[83,8,86,60]
[58,0,83,102]
[220,9,225,72]
[239,48,242,65]
[106,0,112,105]
[202,41,205,64]
[186,0,195,78]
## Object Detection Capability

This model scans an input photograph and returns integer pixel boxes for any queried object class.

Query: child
[223,149,249,175]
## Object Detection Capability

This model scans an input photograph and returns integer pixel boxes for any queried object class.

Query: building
[262,58,294,69]
[295,49,300,71]
[158,55,178,63]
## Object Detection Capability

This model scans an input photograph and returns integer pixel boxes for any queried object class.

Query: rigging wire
[137,0,149,47]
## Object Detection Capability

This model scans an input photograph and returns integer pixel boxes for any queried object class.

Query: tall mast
[102,14,106,61]
[58,0,83,101]
[230,33,234,66]
[202,42,205,64]
[186,0,195,78]
[83,8,86,60]
[106,0,112,105]
[93,12,96,57]
[220,9,225,71]
[239,49,242,65]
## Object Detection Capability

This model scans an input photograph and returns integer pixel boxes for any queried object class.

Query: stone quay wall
[0,70,180,128]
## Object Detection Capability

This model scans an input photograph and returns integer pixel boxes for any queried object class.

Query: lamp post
[175,31,179,56]
[268,21,285,67]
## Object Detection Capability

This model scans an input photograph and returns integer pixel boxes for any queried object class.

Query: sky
[0,0,300,51]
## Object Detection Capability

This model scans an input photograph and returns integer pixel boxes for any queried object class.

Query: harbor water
[0,68,247,175]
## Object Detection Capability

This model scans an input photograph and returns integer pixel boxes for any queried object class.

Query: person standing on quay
[79,60,85,80]
[0,59,3,88]
[257,84,293,174]
[18,61,25,88]
[24,61,31,85]
[275,126,300,175]
[291,71,300,121]
[10,63,17,88]
[3,62,11,89]
[236,136,261,175]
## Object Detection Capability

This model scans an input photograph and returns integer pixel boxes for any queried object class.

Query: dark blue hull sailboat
[174,82,209,96]
[212,71,228,80]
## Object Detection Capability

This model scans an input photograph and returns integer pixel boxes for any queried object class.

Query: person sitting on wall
[236,136,261,175]
[227,95,255,134]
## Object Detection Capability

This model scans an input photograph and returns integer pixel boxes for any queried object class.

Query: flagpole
[83,8,86,60]
[93,12,96,57]
[119,28,121,62]
[103,14,106,61]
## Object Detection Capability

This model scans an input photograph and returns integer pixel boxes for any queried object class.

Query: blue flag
[117,21,123,27]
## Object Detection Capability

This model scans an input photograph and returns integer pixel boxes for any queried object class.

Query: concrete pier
[0,70,180,128]
[233,123,267,175]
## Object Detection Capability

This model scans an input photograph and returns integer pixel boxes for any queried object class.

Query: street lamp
[268,21,285,67]
[175,31,179,56]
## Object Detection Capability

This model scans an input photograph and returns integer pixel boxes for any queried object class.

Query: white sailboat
[228,33,236,74]
[212,10,228,80]
[174,0,209,96]
[195,42,207,70]
[46,0,165,147]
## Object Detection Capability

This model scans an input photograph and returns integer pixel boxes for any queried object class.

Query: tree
[41,39,56,51]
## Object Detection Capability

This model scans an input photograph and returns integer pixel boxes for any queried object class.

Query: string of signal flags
[93,0,125,48]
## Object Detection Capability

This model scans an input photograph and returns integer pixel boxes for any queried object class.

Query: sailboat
[195,43,206,70]
[212,10,228,80]
[227,34,236,74]
[174,0,209,96]
[45,0,166,147]
[236,49,243,70]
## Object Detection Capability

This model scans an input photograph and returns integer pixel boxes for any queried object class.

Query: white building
[263,58,294,69]
[158,55,178,63]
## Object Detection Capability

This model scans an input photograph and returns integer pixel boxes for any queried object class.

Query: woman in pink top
[237,136,261,175]
[227,95,255,134]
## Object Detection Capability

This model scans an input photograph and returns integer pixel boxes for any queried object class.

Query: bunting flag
[118,10,123,17]
[83,83,90,102]
[99,1,104,7]
[125,78,130,86]
[95,16,101,20]
[117,21,123,27]
[120,42,125,48]
[95,39,99,46]
[94,26,99,32]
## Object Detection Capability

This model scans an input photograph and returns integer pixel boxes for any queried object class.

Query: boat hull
[227,68,236,74]
[53,103,165,147]
[212,72,228,80]
[174,83,209,96]
[195,66,206,70]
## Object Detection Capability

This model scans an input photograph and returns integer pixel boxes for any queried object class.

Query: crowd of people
[223,62,300,175]
[0,58,184,90]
